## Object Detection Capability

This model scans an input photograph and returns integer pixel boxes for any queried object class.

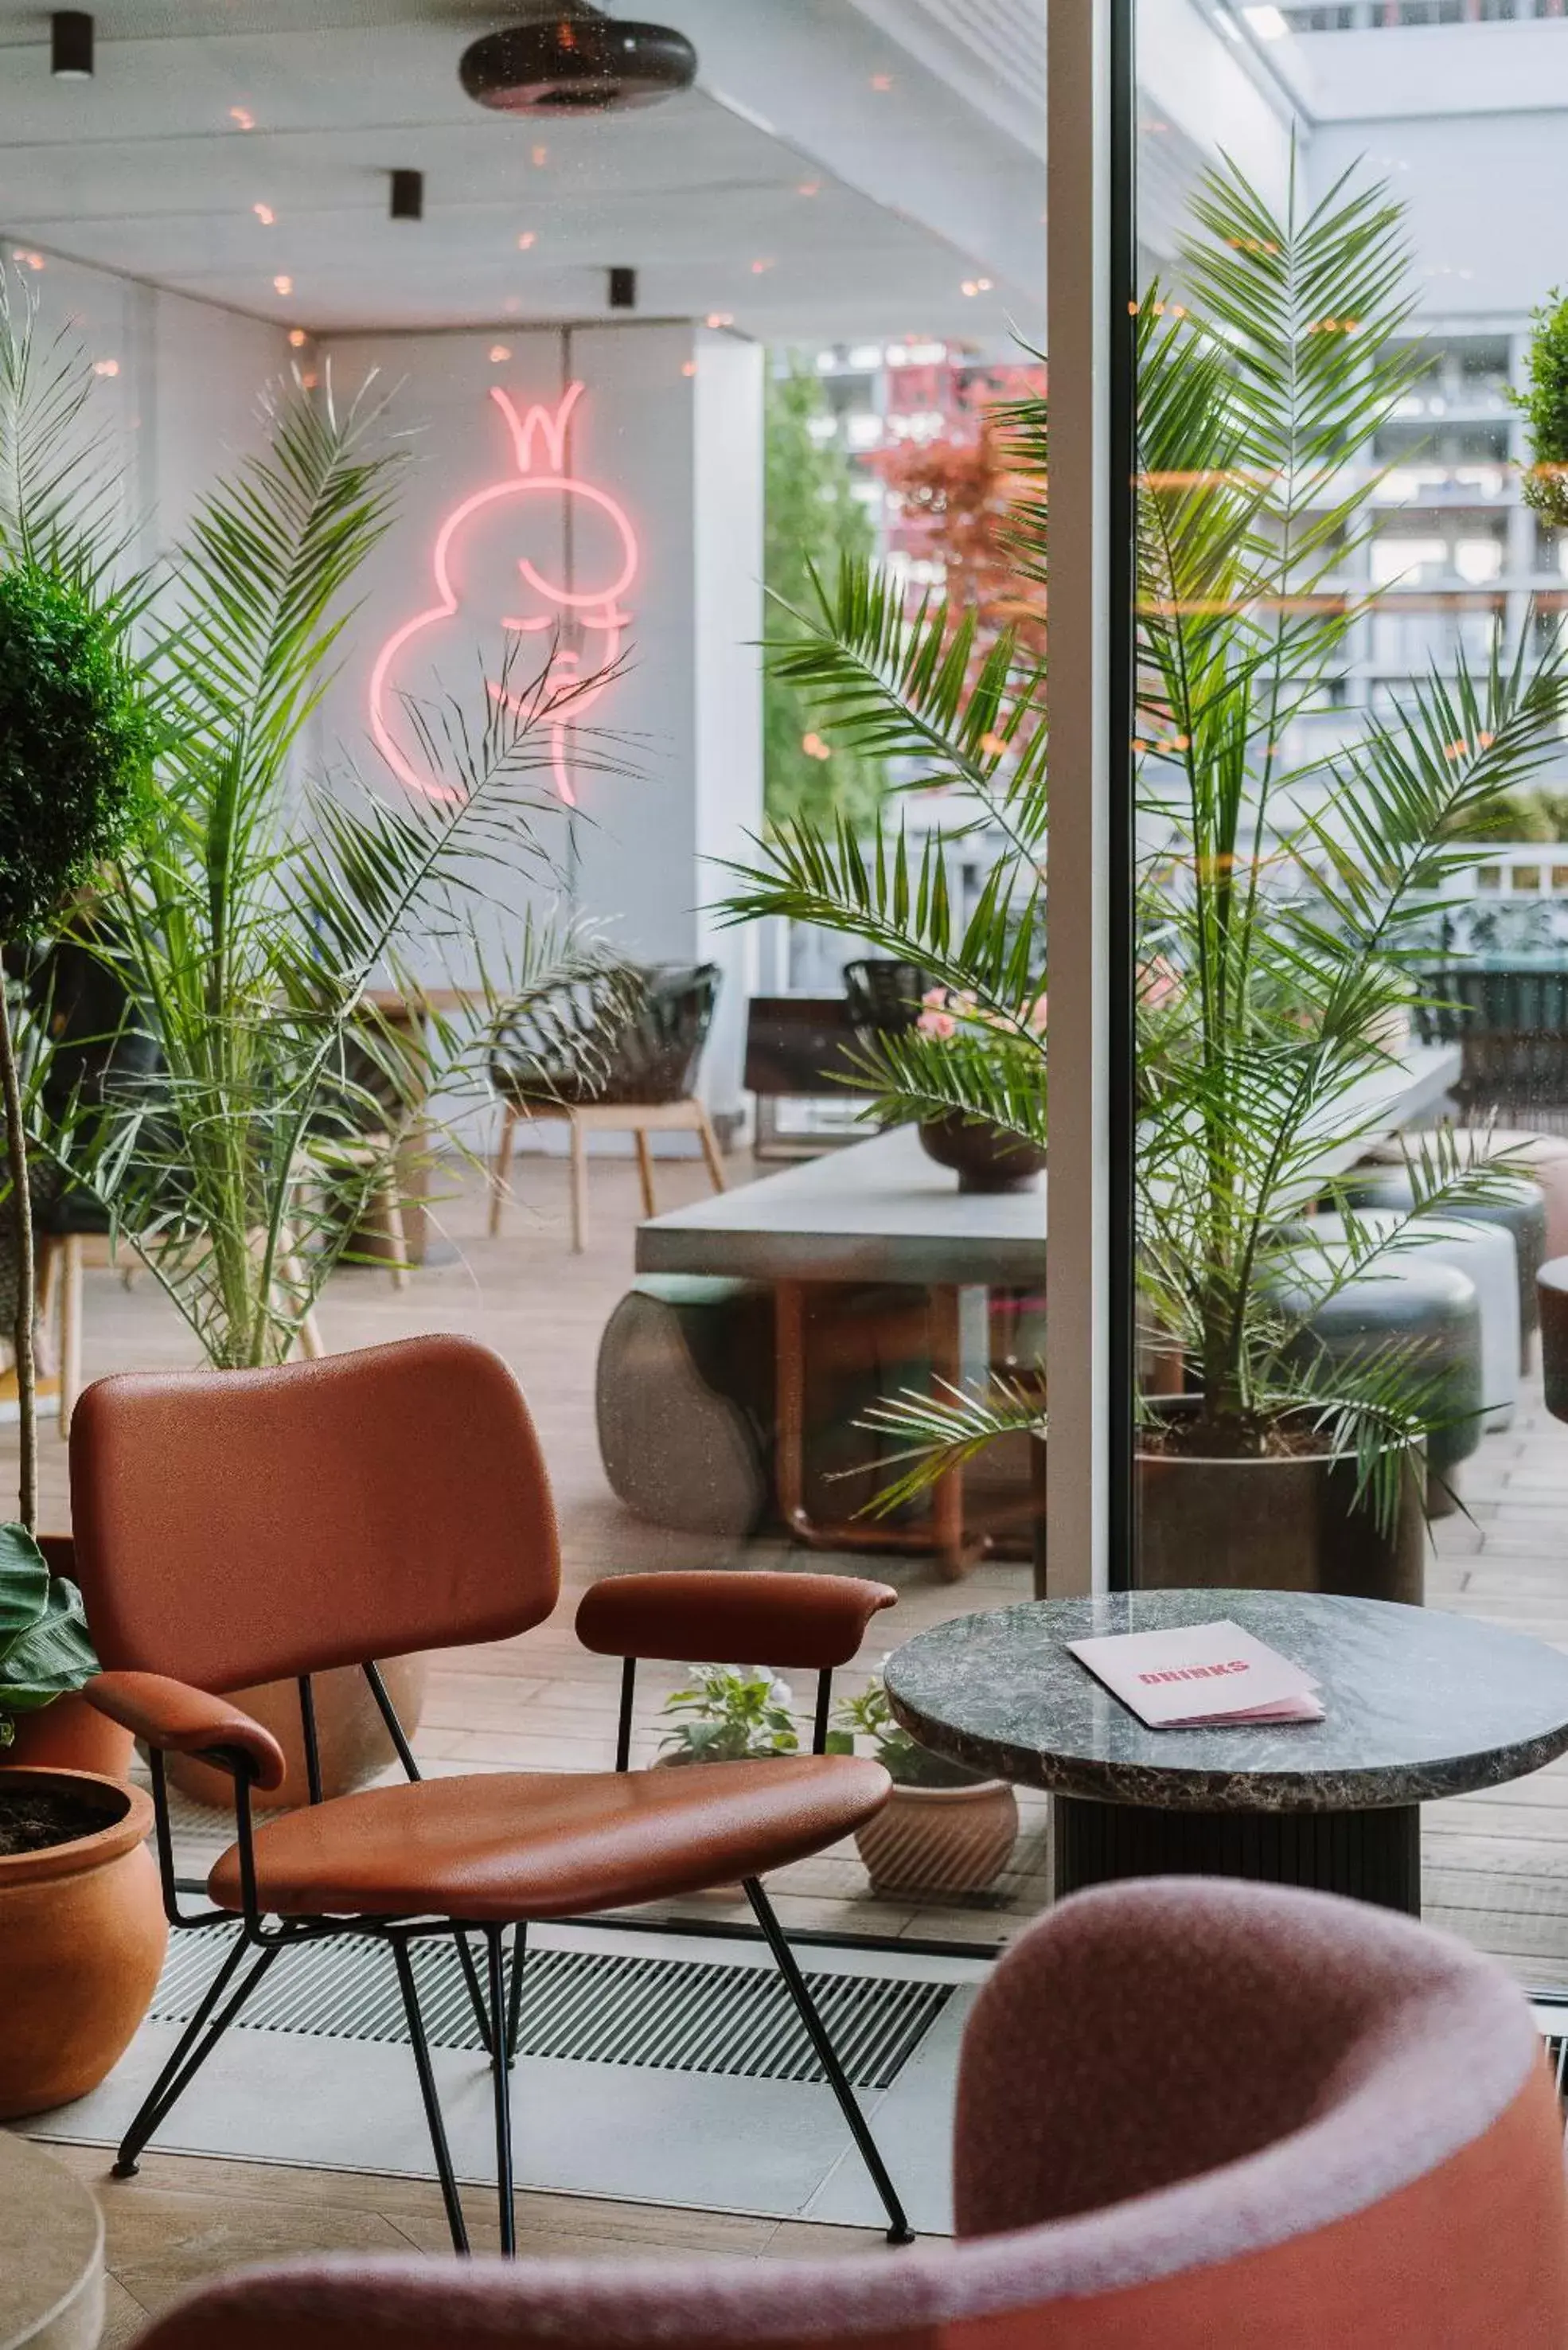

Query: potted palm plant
[0,295,620,1803]
[721,157,1568,1596]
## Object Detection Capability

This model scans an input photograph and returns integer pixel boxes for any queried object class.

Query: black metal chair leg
[486,1926,517,2254]
[743,1878,914,2246]
[114,1936,282,2179]
[451,1929,494,2057]
[505,1921,528,2067]
[392,1938,470,2256]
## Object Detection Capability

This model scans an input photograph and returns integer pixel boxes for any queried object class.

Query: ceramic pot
[917,1115,1047,1194]
[0,1766,167,2119]
[4,1537,135,1780]
[1134,1402,1426,1603]
[6,1692,133,1781]
[168,1652,428,1812]
[1031,1411,1426,1603]
[853,1778,1019,1897]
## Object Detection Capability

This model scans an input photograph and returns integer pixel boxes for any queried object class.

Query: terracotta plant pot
[0,1766,168,2119]
[6,1538,134,1779]
[168,1653,429,1812]
[6,1692,134,1782]
[854,1778,1019,1898]
[917,1115,1047,1194]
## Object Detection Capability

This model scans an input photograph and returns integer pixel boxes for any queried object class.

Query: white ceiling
[0,1,1045,344]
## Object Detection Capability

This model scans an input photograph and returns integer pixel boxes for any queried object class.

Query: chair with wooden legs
[70,1333,908,2255]
[489,963,726,1252]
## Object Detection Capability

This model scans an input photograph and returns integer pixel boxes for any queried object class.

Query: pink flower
[921,987,948,1010]
[1026,992,1048,1032]
[917,1007,958,1040]
[1139,956,1181,1010]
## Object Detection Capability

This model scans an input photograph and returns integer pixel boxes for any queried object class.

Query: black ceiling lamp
[459,2,696,117]
[389,168,425,221]
[51,11,93,79]
[607,265,636,309]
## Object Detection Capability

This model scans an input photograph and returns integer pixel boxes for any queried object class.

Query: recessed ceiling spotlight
[273,274,293,296]
[389,168,423,221]
[460,3,697,116]
[51,12,92,78]
[490,344,512,362]
[288,327,307,348]
[608,265,637,309]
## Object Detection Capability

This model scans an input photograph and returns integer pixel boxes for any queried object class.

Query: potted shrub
[721,158,1568,1599]
[0,272,152,1774]
[830,1677,1016,1898]
[1513,286,1568,529]
[0,300,617,1803]
[0,1520,166,2114]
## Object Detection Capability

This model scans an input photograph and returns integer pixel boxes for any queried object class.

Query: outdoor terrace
[6,1142,1566,1981]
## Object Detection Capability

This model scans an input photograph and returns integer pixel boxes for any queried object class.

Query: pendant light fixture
[460,3,696,116]
[51,11,93,79]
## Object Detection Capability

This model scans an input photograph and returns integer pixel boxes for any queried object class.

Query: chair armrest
[575,1571,897,1672]
[85,1671,287,1793]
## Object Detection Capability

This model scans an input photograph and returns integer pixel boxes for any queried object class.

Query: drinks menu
[1067,1621,1324,1729]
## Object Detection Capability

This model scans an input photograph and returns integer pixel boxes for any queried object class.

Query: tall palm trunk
[0,974,37,1531]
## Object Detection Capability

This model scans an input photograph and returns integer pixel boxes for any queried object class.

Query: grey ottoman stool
[1270,1253,1484,1518]
[1341,1164,1545,1372]
[596,1276,774,1537]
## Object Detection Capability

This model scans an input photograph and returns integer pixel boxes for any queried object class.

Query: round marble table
[884,1590,1568,1914]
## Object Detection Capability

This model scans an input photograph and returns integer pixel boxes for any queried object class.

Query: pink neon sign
[369,379,639,807]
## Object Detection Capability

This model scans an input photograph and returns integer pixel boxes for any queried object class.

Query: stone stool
[1341,1164,1545,1373]
[1365,1126,1568,1260]
[595,1275,774,1537]
[1270,1252,1484,1514]
[1307,1212,1519,1431]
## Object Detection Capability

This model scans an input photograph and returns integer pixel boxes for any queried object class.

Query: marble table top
[884,1590,1568,1813]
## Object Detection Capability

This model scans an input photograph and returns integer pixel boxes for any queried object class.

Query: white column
[1045,0,1115,1600]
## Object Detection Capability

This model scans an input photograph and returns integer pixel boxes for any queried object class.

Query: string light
[252,202,275,224]
[272,274,293,296]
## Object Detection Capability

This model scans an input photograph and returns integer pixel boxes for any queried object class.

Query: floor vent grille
[151,1929,954,2091]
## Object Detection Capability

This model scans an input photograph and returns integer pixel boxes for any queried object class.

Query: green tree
[764,361,878,827]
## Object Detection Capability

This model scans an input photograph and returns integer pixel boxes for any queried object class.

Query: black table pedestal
[1053,1794,1422,1915]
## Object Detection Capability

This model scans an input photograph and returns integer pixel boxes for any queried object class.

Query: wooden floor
[43,2142,887,2344]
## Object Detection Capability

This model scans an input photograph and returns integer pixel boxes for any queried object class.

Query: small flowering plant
[915,986,1047,1044]
[657,1665,800,1764]
[828,1674,988,1790]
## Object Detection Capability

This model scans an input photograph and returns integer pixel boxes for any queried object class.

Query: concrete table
[636,1044,1461,1577]
[885,1589,1568,1913]
[0,2134,103,2350]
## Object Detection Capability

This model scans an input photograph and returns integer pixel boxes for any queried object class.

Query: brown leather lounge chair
[71,1333,906,2253]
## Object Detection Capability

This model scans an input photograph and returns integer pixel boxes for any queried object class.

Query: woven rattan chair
[489,964,725,1250]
